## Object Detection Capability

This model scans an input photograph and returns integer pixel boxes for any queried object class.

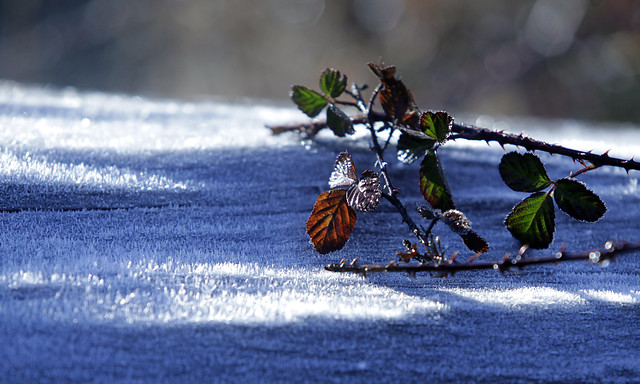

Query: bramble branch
[268,114,640,172]
[449,123,640,172]
[325,241,640,276]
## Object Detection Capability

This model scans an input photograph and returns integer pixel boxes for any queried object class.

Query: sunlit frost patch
[0,83,303,152]
[579,289,639,304]
[2,262,447,326]
[0,149,192,191]
[438,286,588,308]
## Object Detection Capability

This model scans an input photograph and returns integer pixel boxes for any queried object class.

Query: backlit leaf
[320,68,347,98]
[461,231,489,253]
[328,151,358,189]
[499,152,552,192]
[306,189,357,254]
[419,111,452,143]
[419,151,455,211]
[369,62,412,120]
[505,192,555,249]
[326,105,354,137]
[400,111,420,128]
[291,85,327,117]
[554,178,606,222]
[368,62,397,80]
[397,132,436,164]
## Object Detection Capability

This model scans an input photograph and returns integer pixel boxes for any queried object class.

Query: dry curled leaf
[397,242,419,263]
[306,189,357,254]
[329,151,381,212]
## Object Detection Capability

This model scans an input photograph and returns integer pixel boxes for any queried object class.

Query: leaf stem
[333,100,359,107]
[568,163,601,179]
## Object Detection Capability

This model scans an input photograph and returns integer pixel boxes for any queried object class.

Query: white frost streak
[3,263,446,325]
[0,149,188,191]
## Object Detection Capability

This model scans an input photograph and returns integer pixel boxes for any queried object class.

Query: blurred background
[0,0,638,122]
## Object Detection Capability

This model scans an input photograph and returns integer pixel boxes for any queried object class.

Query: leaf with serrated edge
[499,152,552,192]
[397,133,436,164]
[291,85,327,117]
[320,69,347,98]
[306,189,357,254]
[326,105,354,137]
[328,151,357,189]
[505,192,555,249]
[554,178,606,222]
[419,151,455,211]
[461,230,489,253]
[420,111,452,143]
[369,62,411,120]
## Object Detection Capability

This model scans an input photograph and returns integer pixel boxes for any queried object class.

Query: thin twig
[350,85,433,254]
[334,100,359,107]
[325,241,640,276]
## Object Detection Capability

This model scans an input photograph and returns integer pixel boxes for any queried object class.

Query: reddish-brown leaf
[368,62,414,120]
[378,81,411,120]
[306,189,357,254]
[461,231,489,253]
[397,242,419,263]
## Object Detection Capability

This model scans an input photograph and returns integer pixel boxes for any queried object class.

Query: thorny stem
[268,113,640,173]
[450,123,640,172]
[325,241,640,276]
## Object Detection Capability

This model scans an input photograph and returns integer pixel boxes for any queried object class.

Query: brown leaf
[368,62,397,80]
[461,231,489,253]
[397,242,419,263]
[378,81,411,121]
[306,189,357,254]
[368,61,414,120]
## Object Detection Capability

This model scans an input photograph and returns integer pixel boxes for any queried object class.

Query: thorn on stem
[467,252,481,263]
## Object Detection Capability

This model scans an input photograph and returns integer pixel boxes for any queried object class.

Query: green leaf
[505,192,555,249]
[326,105,354,137]
[554,178,607,222]
[419,111,452,143]
[397,133,436,164]
[499,152,552,192]
[419,151,455,211]
[320,68,347,98]
[291,85,327,117]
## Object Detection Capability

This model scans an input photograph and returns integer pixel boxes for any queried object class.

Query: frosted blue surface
[0,83,639,383]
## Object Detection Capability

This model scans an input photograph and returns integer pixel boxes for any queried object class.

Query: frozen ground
[0,82,639,383]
